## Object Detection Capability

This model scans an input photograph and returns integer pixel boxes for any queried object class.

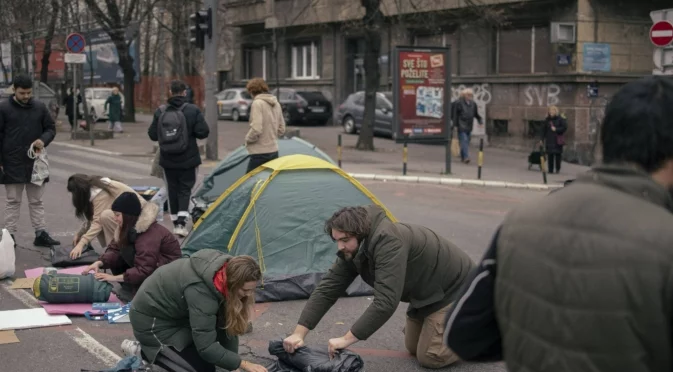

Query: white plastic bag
[0,229,16,279]
[28,145,49,186]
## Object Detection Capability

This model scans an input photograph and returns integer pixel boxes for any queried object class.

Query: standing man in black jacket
[451,89,482,164]
[148,80,209,237]
[0,74,61,247]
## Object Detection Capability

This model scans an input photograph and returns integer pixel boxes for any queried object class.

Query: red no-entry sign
[650,21,673,47]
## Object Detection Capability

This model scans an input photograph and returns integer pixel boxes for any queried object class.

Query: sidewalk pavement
[52,113,590,190]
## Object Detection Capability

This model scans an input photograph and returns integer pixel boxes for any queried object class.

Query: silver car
[216,88,252,121]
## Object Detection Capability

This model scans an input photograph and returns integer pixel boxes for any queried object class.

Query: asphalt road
[0,143,546,372]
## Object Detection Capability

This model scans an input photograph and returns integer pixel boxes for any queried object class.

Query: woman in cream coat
[67,174,145,259]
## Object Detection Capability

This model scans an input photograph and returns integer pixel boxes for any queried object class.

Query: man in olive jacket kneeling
[283,205,475,369]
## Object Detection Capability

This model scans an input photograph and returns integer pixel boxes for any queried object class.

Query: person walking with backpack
[148,80,209,237]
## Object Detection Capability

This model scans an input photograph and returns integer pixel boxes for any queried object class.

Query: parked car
[334,91,395,138]
[270,88,332,125]
[215,88,252,121]
[80,87,124,122]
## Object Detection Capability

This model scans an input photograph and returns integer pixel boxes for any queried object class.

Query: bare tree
[40,0,61,83]
[83,0,161,122]
[356,0,384,151]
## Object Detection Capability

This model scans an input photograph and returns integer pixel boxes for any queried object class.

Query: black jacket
[452,98,482,133]
[0,96,56,184]
[443,227,502,362]
[148,96,210,170]
[541,114,567,154]
[63,93,81,117]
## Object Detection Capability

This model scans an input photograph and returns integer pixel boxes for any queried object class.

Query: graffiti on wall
[524,84,561,107]
[451,84,491,135]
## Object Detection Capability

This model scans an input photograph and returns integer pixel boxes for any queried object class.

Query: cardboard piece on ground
[0,308,71,331]
[24,265,123,316]
[0,330,20,345]
[9,278,36,289]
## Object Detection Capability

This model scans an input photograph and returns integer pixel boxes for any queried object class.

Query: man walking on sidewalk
[451,89,482,164]
[148,80,209,237]
[0,74,61,247]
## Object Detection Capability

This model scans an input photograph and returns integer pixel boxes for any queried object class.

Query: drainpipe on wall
[333,23,337,114]
[589,0,599,42]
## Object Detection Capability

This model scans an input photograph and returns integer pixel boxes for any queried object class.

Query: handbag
[28,145,49,186]
[556,134,566,146]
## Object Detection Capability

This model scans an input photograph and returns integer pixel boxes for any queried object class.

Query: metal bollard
[540,144,548,184]
[403,136,408,176]
[477,138,484,179]
[337,134,342,168]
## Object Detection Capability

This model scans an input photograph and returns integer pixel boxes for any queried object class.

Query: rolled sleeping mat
[32,273,113,304]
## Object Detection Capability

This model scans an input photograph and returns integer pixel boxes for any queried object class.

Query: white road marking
[61,149,152,172]
[65,327,122,365]
[0,280,122,366]
[48,154,148,180]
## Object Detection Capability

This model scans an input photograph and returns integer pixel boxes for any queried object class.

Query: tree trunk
[142,8,152,76]
[40,0,60,83]
[356,0,383,151]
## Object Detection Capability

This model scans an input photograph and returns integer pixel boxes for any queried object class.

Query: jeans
[108,121,123,132]
[458,132,471,161]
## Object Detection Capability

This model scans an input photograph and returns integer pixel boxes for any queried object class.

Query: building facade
[225,0,663,164]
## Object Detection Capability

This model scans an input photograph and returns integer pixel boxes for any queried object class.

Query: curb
[51,141,560,191]
[348,173,561,191]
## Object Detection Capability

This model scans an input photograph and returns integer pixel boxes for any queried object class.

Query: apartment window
[490,120,510,137]
[291,41,319,79]
[243,46,267,80]
[527,120,545,139]
[498,26,552,74]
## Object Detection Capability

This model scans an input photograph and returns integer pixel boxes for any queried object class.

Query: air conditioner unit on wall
[551,22,576,44]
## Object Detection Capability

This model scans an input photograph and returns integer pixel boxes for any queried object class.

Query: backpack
[157,103,189,154]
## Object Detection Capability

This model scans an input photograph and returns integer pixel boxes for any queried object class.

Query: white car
[79,88,125,122]
[216,88,252,121]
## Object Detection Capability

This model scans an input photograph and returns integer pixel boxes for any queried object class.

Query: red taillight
[297,99,305,107]
[338,104,343,110]
[238,101,247,105]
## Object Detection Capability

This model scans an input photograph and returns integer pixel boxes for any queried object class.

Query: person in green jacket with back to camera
[105,87,123,133]
[283,205,475,369]
[128,249,268,372]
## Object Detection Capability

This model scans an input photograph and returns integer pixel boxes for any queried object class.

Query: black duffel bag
[266,340,364,372]
[33,273,113,303]
[50,243,99,268]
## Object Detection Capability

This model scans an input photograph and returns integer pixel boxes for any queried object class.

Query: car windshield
[297,91,326,101]
[240,91,252,99]
[93,90,111,99]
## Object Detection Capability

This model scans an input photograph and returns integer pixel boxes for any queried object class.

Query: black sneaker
[34,231,61,247]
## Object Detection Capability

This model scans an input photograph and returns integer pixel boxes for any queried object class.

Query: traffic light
[190,9,212,50]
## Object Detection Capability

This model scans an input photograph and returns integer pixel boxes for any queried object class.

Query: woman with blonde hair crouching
[128,250,267,372]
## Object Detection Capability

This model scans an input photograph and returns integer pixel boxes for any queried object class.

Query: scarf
[213,263,228,298]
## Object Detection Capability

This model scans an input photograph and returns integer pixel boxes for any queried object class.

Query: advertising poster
[393,46,451,143]
[82,29,140,83]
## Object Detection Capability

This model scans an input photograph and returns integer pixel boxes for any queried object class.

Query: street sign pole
[71,65,77,139]
[651,9,673,75]
[204,1,218,160]
[65,32,94,144]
